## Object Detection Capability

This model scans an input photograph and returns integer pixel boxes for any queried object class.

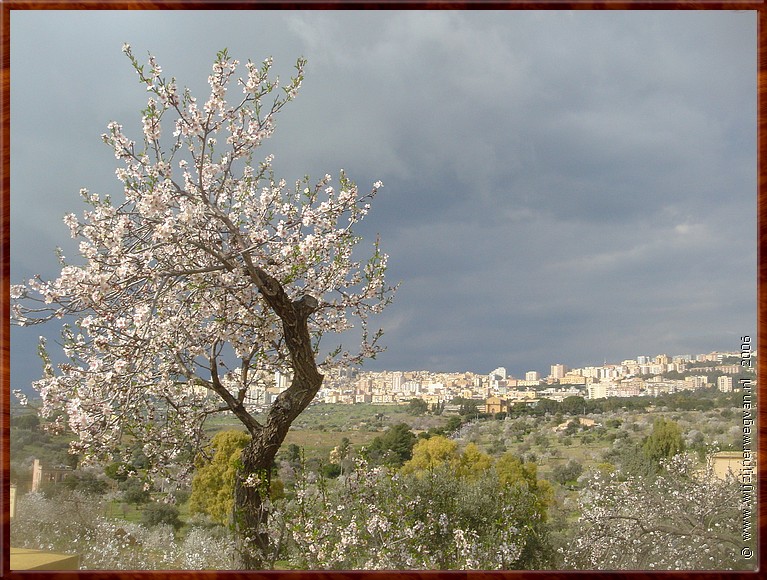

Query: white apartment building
[717,375,734,392]
[581,366,601,379]
[489,367,507,380]
[539,386,584,401]
[685,375,709,390]
[525,370,540,381]
[516,379,541,387]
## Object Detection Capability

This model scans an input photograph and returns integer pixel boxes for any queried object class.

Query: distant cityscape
[240,349,757,413]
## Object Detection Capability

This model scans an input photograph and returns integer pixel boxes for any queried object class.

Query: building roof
[10,548,80,570]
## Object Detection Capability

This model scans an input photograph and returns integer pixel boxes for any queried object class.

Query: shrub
[270,458,554,570]
[552,460,583,486]
[11,490,237,569]
[120,479,152,505]
[141,502,182,530]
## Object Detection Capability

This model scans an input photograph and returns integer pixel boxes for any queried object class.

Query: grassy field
[203,403,426,459]
[203,400,741,476]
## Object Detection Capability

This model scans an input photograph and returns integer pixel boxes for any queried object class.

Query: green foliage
[286,443,302,464]
[13,413,40,430]
[552,459,584,486]
[398,437,553,564]
[104,461,134,482]
[642,417,685,469]
[444,415,463,432]
[170,488,191,505]
[365,423,416,467]
[401,435,459,474]
[431,400,446,415]
[57,470,109,496]
[9,422,78,470]
[533,433,550,448]
[142,501,182,530]
[496,453,552,518]
[119,478,152,505]
[406,398,429,415]
[321,463,342,479]
[457,442,493,480]
[560,396,589,415]
[129,442,150,470]
[535,398,560,416]
[189,430,251,525]
[455,398,480,417]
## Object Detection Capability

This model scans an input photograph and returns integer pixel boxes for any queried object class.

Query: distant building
[485,396,508,415]
[274,370,291,391]
[516,379,541,387]
[525,371,540,381]
[711,451,741,480]
[717,376,734,392]
[550,364,567,379]
[587,382,608,400]
[685,375,709,390]
[31,459,73,493]
[489,367,507,380]
[560,373,586,385]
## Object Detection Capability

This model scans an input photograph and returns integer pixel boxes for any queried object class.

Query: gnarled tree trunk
[231,272,324,569]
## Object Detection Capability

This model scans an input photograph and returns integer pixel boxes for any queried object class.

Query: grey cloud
[9,10,756,387]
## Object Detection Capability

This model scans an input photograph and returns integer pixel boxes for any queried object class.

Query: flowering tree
[564,454,750,570]
[270,458,547,569]
[12,46,394,568]
[12,490,238,569]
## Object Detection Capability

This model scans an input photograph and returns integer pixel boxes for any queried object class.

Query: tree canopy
[642,417,685,469]
[365,423,416,467]
[189,430,251,525]
[11,47,394,477]
[11,47,395,568]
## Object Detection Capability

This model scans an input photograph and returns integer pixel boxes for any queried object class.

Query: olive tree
[12,46,395,568]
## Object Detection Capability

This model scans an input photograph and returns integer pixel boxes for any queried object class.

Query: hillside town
[241,350,757,413]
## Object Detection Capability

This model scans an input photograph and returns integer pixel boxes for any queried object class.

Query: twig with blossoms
[11,46,396,497]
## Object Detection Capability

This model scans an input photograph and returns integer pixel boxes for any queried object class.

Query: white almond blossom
[12,48,396,566]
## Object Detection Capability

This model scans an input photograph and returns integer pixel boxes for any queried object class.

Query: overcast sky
[10,10,757,388]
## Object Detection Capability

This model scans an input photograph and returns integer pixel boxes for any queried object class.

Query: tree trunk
[233,440,277,569]
[232,362,322,569]
[231,285,324,569]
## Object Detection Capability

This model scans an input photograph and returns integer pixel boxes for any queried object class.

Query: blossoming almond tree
[565,454,747,570]
[12,46,395,568]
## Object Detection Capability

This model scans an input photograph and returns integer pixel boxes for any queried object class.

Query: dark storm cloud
[10,10,756,387]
